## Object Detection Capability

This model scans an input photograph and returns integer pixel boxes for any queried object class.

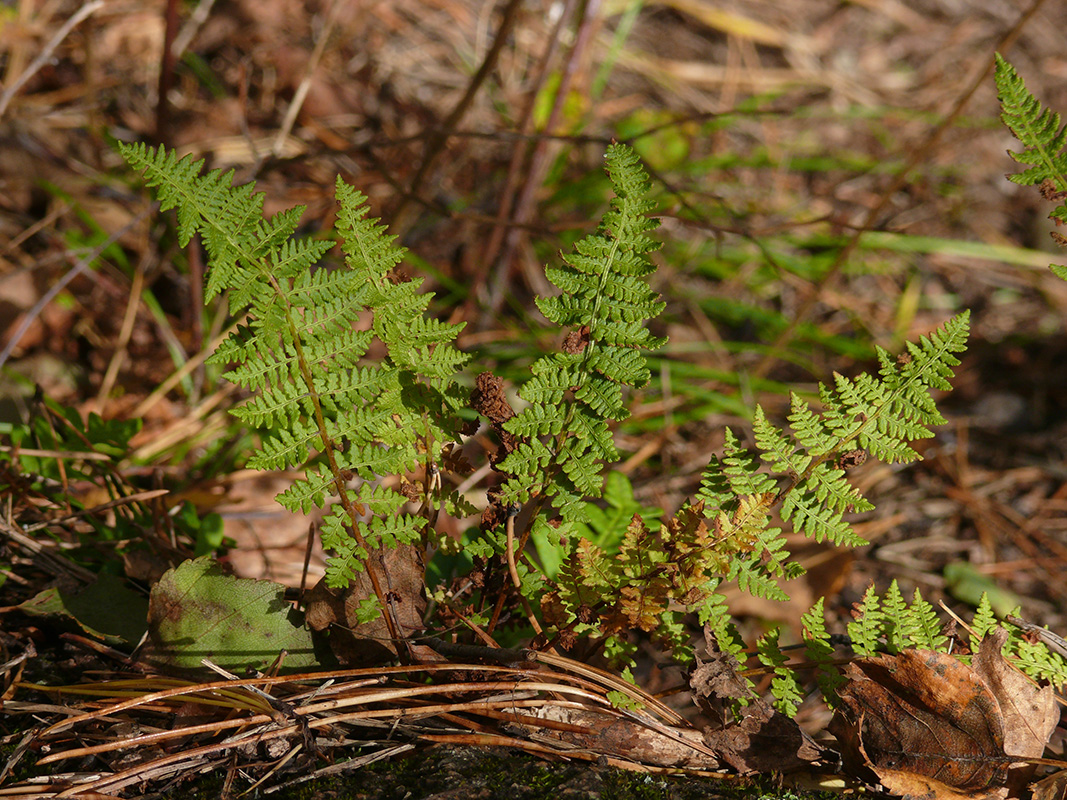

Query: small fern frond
[1007,630,1067,685]
[729,554,790,601]
[702,591,750,663]
[905,588,947,650]
[756,627,804,717]
[802,598,847,709]
[753,407,811,475]
[320,508,367,587]
[879,580,908,653]
[970,594,999,653]
[490,143,665,535]
[994,53,1067,197]
[994,53,1067,279]
[847,585,885,657]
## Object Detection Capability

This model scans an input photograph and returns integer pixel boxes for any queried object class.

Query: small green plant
[117,121,1066,711]
[0,395,223,559]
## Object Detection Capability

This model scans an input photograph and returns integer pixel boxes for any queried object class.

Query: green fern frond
[121,143,469,596]
[880,580,908,653]
[994,53,1067,197]
[905,588,947,650]
[662,314,967,647]
[1008,632,1067,685]
[753,407,811,475]
[729,555,790,601]
[970,593,999,653]
[756,627,804,717]
[702,591,750,664]
[994,53,1067,278]
[801,598,846,709]
[847,585,885,657]
[492,143,665,533]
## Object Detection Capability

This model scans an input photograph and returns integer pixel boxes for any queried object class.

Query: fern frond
[802,598,847,708]
[1008,632,1067,685]
[780,489,864,547]
[491,143,665,534]
[756,627,804,717]
[904,588,947,650]
[684,315,966,612]
[275,464,342,514]
[880,580,908,653]
[970,593,999,653]
[994,53,1067,279]
[753,406,811,475]
[728,555,790,601]
[122,144,469,602]
[701,591,749,662]
[994,53,1067,196]
[320,508,367,587]
[847,584,884,657]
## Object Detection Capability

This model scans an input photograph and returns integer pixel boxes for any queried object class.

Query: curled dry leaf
[702,700,826,775]
[1032,769,1067,800]
[972,628,1059,794]
[305,544,428,666]
[830,629,1058,798]
[691,630,826,774]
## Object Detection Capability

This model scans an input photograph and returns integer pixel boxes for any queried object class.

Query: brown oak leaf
[829,632,1058,797]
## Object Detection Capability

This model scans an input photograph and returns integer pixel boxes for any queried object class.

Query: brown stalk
[473,0,579,311]
[484,0,604,318]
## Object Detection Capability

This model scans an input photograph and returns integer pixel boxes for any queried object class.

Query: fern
[995,53,1067,279]
[808,585,1067,697]
[970,593,1000,653]
[119,144,468,613]
[847,585,885,658]
[756,627,804,717]
[684,312,968,614]
[801,598,846,709]
[902,587,947,651]
[490,191,967,669]
[495,143,665,523]
[120,139,976,689]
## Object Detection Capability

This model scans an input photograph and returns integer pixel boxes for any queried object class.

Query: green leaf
[18,573,148,646]
[144,557,323,673]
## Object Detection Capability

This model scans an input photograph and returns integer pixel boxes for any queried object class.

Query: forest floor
[1,0,1067,797]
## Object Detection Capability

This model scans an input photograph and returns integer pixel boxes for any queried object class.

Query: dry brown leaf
[691,629,826,774]
[972,628,1058,795]
[876,767,1007,800]
[701,700,826,775]
[1032,769,1067,800]
[305,543,427,666]
[829,637,1058,798]
[831,649,1009,792]
[690,631,759,725]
